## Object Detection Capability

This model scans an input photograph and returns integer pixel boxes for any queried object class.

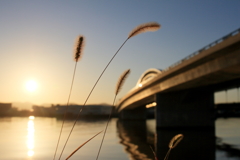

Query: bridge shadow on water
[156,127,215,160]
[117,120,154,160]
[116,119,240,160]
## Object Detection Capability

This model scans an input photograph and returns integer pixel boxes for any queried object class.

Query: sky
[0,1,240,109]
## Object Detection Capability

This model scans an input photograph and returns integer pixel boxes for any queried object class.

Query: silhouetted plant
[53,35,85,160]
[150,145,158,160]
[57,22,160,159]
[128,22,160,38]
[164,134,184,160]
[65,131,102,160]
[96,69,131,160]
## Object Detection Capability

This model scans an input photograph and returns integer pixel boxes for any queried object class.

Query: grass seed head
[115,69,131,95]
[128,22,161,39]
[74,35,85,62]
[169,134,184,149]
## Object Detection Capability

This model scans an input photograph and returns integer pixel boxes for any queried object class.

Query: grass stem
[58,38,129,159]
[53,62,78,160]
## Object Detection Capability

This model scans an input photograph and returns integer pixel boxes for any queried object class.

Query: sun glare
[26,80,38,92]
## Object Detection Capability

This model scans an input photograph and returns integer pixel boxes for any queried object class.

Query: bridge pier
[119,105,146,120]
[155,88,215,128]
[156,128,215,160]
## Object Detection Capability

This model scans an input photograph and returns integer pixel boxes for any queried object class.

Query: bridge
[116,28,240,128]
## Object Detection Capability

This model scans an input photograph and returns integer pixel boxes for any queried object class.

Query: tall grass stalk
[53,36,85,160]
[65,131,102,160]
[150,145,158,160]
[96,69,130,160]
[58,22,160,159]
[164,134,183,160]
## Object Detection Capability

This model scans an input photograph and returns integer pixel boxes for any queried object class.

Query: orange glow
[28,150,34,157]
[146,102,156,108]
[29,116,35,120]
[25,80,38,92]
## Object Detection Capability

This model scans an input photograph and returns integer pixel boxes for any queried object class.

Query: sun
[25,80,38,92]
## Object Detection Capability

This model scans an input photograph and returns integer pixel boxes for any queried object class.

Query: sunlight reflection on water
[27,116,35,157]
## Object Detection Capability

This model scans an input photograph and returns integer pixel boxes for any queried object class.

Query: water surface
[0,117,239,160]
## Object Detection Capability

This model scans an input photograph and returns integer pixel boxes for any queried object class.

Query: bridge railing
[163,28,240,72]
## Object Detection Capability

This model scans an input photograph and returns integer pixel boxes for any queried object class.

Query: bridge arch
[136,68,162,88]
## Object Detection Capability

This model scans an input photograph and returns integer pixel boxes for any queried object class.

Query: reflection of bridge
[216,103,240,118]
[117,120,155,160]
[117,28,240,128]
[117,120,215,160]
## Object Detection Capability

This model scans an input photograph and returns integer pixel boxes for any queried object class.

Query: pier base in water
[155,88,215,128]
[156,128,216,160]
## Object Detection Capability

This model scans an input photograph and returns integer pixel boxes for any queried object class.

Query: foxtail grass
[65,131,102,160]
[128,22,160,39]
[74,36,85,62]
[164,134,183,160]
[58,22,160,159]
[96,69,130,160]
[150,145,158,160]
[53,36,85,160]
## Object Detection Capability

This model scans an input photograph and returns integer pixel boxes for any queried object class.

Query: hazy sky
[0,1,240,108]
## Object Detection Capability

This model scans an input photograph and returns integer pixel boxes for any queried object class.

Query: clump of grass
[53,35,85,160]
[164,134,184,160]
[96,69,131,160]
[56,22,160,159]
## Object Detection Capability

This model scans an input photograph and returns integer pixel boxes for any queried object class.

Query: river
[0,117,239,160]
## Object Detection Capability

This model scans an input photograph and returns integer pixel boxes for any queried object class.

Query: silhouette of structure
[117,28,240,128]
[0,103,12,116]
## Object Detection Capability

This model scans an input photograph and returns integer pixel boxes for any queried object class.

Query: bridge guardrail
[163,28,240,72]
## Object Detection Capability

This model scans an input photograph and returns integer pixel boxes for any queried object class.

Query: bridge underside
[119,87,215,128]
[155,88,215,128]
[119,105,147,120]
[117,46,240,111]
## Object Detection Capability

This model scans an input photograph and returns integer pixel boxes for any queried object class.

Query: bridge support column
[155,88,215,128]
[119,106,146,120]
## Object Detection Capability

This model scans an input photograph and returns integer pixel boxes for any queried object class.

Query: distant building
[55,104,113,118]
[32,105,56,117]
[0,103,12,116]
